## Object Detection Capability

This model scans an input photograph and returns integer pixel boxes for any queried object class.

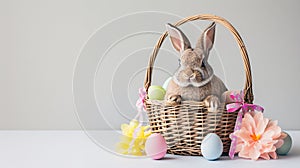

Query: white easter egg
[162,77,172,90]
[201,133,223,161]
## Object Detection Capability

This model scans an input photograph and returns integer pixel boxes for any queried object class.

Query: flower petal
[249,146,261,160]
[235,127,252,142]
[261,129,275,142]
[265,120,282,139]
[260,153,270,160]
[239,146,251,159]
[242,113,256,134]
[269,151,278,159]
[279,132,287,139]
[275,139,284,148]
[256,118,269,136]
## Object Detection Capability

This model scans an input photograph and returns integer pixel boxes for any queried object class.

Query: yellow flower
[116,119,151,156]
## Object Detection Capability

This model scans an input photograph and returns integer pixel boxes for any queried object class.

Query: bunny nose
[184,69,195,79]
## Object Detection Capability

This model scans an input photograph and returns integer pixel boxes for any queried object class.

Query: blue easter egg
[276,132,292,155]
[201,133,223,161]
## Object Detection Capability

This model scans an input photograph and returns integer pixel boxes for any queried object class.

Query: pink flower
[232,112,286,160]
[136,88,146,111]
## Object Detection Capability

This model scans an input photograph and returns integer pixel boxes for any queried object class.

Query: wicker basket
[144,14,254,156]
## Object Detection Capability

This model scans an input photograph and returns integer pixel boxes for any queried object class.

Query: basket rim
[143,14,254,104]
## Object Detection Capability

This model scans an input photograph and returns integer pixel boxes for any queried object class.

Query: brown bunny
[165,22,227,111]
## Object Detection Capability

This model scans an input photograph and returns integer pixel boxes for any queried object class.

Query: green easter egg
[148,86,166,100]
[276,132,292,155]
[162,77,172,90]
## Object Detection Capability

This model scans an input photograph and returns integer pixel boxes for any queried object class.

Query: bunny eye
[201,61,205,68]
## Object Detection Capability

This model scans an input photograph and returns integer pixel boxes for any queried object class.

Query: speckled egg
[276,132,292,155]
[201,133,223,161]
[145,133,167,160]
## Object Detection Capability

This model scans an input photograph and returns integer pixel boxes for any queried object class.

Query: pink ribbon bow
[226,91,264,159]
[136,88,147,112]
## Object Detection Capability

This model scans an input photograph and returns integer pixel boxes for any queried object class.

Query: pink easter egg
[145,133,167,160]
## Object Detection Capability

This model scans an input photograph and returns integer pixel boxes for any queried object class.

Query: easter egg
[162,77,172,90]
[145,133,167,160]
[148,86,166,100]
[276,132,292,155]
[201,133,223,161]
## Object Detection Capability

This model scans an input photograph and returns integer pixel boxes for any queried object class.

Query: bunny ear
[196,22,216,56]
[166,23,191,52]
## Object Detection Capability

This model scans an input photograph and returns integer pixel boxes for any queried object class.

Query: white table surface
[0,130,299,168]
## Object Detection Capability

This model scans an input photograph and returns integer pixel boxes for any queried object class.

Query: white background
[1,0,300,130]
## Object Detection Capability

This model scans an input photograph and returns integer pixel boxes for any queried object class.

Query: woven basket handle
[144,14,254,104]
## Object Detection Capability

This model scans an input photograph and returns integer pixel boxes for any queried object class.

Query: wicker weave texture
[146,100,237,156]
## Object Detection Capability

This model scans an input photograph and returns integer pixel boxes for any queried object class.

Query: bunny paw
[204,95,220,112]
[165,95,182,106]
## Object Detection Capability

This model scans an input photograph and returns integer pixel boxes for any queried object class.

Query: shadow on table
[215,146,300,161]
[162,146,300,161]
[159,156,177,161]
